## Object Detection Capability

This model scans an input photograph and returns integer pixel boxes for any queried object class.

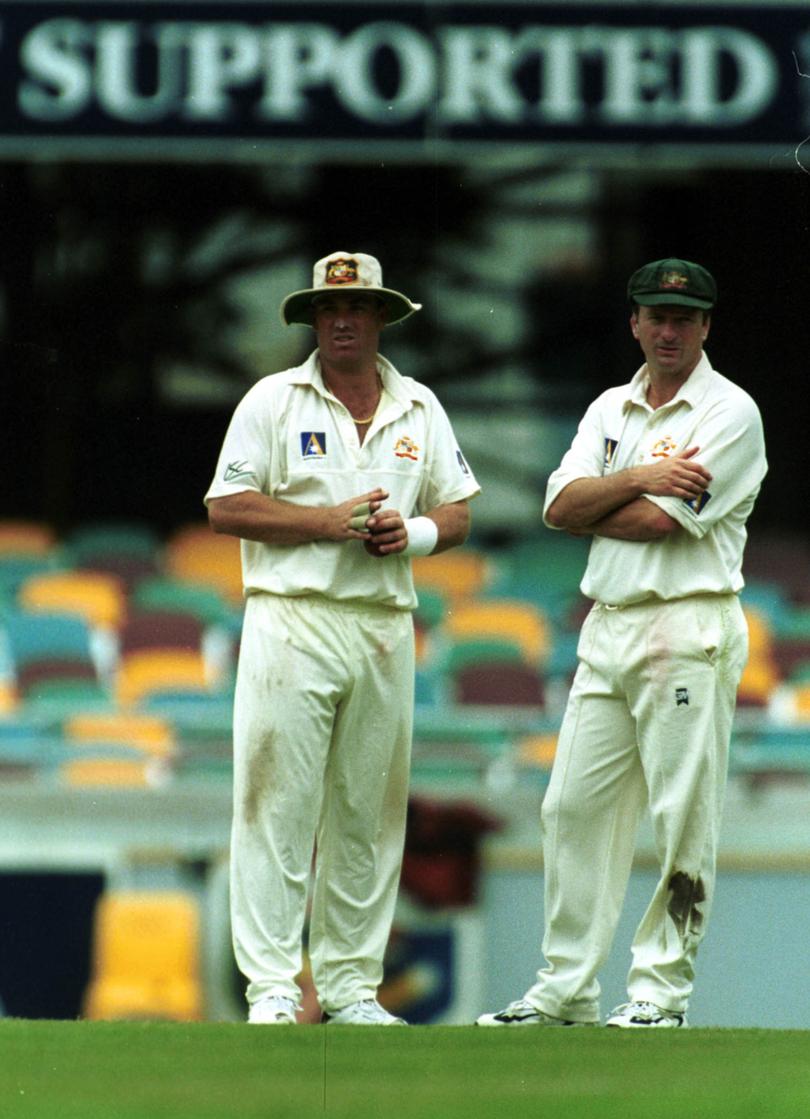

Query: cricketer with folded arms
[205,251,480,1027]
[478,258,767,1029]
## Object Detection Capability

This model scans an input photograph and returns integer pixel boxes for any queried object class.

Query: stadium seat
[443,598,550,664]
[83,890,204,1021]
[116,648,212,708]
[440,636,527,675]
[65,521,161,563]
[17,658,100,695]
[19,571,127,631]
[119,610,205,655]
[165,524,244,604]
[453,661,546,709]
[64,711,176,759]
[131,577,234,628]
[3,610,94,667]
[0,520,57,555]
[517,732,558,769]
[60,754,158,788]
[737,657,778,708]
[411,547,490,603]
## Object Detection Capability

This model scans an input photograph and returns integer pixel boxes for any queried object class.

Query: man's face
[312,294,386,368]
[630,304,709,381]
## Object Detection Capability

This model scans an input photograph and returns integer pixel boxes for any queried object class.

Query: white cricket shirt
[543,353,767,606]
[205,350,480,609]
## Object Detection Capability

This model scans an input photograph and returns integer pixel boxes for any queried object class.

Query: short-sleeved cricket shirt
[543,353,767,606]
[205,350,480,609]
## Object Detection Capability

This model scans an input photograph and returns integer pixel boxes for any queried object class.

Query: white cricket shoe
[248,994,299,1025]
[476,998,593,1027]
[323,998,407,1026]
[606,1001,687,1028]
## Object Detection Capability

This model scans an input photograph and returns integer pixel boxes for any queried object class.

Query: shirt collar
[291,349,418,408]
[623,351,715,412]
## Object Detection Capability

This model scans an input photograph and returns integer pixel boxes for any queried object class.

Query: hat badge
[325,258,359,285]
[659,270,689,291]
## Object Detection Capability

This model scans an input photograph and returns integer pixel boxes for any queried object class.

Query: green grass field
[1,1020,809,1119]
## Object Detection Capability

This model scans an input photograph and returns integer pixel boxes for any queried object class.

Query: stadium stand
[0,519,807,780]
[0,518,808,1021]
[83,889,204,1021]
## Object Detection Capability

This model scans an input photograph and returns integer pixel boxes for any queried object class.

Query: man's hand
[362,508,407,557]
[323,488,389,541]
[640,446,712,500]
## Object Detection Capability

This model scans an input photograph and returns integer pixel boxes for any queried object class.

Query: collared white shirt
[543,353,767,606]
[205,350,480,609]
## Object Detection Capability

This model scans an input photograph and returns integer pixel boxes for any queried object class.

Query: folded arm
[546,447,711,541]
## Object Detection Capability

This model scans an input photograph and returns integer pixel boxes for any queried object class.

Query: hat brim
[633,293,714,310]
[280,286,422,327]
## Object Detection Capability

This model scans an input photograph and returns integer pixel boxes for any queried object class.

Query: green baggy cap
[628,258,717,310]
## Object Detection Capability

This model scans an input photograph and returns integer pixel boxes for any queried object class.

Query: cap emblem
[325,258,359,285]
[659,270,689,291]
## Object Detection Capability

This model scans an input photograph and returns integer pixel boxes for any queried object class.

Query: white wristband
[403,516,438,556]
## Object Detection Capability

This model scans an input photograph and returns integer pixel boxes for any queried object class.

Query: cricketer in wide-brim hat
[280,251,422,327]
[627,258,717,310]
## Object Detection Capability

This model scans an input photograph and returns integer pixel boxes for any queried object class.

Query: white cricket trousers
[526,592,748,1022]
[230,592,415,1015]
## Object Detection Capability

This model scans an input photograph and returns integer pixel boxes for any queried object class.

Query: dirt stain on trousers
[667,871,706,943]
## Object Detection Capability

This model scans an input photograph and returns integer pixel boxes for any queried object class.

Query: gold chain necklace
[323,373,382,425]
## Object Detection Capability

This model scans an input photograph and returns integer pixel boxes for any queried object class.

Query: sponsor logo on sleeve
[224,460,255,483]
[301,432,327,457]
[684,491,711,514]
[456,449,470,475]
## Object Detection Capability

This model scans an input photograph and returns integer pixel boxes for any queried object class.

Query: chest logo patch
[651,436,677,458]
[301,431,326,457]
[604,438,619,467]
[394,435,419,461]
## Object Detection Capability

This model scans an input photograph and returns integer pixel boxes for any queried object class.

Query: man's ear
[630,313,639,339]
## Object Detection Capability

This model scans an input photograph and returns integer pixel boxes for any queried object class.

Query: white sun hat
[280,251,422,327]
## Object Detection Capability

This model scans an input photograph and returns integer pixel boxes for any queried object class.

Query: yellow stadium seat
[65,712,175,759]
[19,571,127,630]
[411,548,490,603]
[518,732,558,768]
[61,758,156,788]
[165,524,243,604]
[743,606,774,660]
[83,890,203,1021]
[444,598,550,664]
[791,685,810,720]
[116,649,210,707]
[0,681,18,715]
[737,655,779,707]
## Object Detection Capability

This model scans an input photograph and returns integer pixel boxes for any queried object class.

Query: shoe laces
[614,1001,672,1019]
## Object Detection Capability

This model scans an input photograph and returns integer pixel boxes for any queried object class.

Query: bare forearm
[208,491,328,545]
[546,471,646,530]
[208,488,388,546]
[570,497,678,541]
[427,500,471,554]
[547,448,711,532]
